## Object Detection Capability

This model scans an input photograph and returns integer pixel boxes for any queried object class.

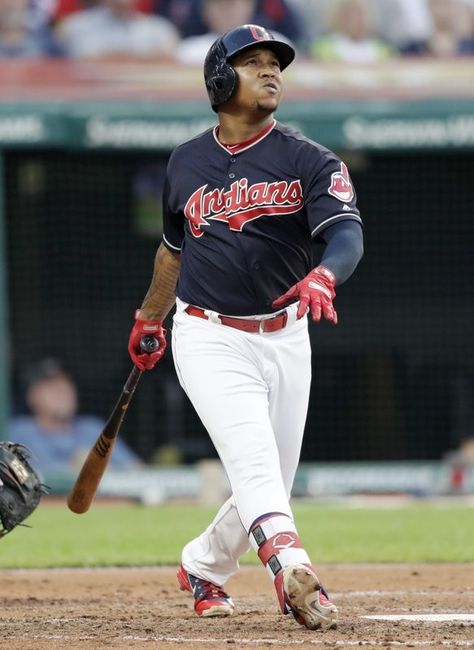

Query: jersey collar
[213,119,276,155]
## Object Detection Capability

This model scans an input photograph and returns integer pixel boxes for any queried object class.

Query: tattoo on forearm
[140,244,181,320]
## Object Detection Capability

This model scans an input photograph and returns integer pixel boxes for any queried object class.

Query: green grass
[0,500,473,568]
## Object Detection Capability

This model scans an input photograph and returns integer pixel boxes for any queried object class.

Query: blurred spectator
[253,0,302,41]
[285,0,327,51]
[150,0,197,36]
[8,358,141,476]
[0,0,63,57]
[56,0,179,60]
[53,0,151,20]
[29,0,60,30]
[155,0,301,42]
[422,0,474,56]
[54,0,98,21]
[372,0,434,54]
[311,0,395,63]
[176,0,256,65]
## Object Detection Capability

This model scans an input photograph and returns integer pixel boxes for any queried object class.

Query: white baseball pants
[171,299,312,587]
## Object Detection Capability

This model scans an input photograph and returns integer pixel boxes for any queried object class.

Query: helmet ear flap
[206,62,237,112]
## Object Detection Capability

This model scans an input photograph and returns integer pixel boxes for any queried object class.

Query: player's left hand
[272,265,338,324]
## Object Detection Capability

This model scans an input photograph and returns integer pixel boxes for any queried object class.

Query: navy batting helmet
[204,24,295,112]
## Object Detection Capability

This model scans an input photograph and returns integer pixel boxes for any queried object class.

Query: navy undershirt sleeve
[316,220,364,286]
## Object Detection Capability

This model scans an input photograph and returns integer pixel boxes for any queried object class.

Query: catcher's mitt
[0,442,48,538]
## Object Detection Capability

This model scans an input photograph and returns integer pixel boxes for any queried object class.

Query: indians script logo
[184,178,304,237]
[328,161,354,202]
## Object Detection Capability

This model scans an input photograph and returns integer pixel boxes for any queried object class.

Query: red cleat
[177,565,234,617]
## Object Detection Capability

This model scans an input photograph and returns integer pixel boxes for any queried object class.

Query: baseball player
[128,24,363,630]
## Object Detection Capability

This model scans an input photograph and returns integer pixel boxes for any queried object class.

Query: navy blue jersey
[163,120,362,316]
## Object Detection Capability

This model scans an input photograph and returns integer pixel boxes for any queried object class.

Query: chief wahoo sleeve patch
[328,161,354,203]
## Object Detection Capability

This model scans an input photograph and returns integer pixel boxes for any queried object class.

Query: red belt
[185,305,288,333]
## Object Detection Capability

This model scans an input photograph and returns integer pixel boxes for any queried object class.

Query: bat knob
[140,335,159,353]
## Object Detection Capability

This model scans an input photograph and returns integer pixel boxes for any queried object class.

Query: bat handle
[122,334,159,395]
[124,365,142,394]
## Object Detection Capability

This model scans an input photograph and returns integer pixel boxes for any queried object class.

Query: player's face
[230,47,283,115]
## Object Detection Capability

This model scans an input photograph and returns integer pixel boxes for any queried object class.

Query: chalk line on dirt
[19,635,474,647]
[363,614,474,622]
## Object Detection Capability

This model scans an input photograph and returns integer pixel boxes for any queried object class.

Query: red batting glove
[128,311,167,370]
[272,265,338,324]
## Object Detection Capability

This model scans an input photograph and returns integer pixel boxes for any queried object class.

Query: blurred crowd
[0,0,473,62]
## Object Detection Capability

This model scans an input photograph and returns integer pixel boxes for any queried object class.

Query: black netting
[5,150,474,462]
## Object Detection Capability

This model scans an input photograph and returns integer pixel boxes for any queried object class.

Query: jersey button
[230,157,236,163]
[229,172,236,179]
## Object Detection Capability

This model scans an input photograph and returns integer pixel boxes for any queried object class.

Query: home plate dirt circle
[0,564,473,649]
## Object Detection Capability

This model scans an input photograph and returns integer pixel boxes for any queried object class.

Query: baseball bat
[67,335,159,514]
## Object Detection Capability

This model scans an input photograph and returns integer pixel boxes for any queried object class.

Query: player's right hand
[128,311,167,370]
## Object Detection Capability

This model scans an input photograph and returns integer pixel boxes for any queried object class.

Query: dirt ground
[1,564,473,649]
